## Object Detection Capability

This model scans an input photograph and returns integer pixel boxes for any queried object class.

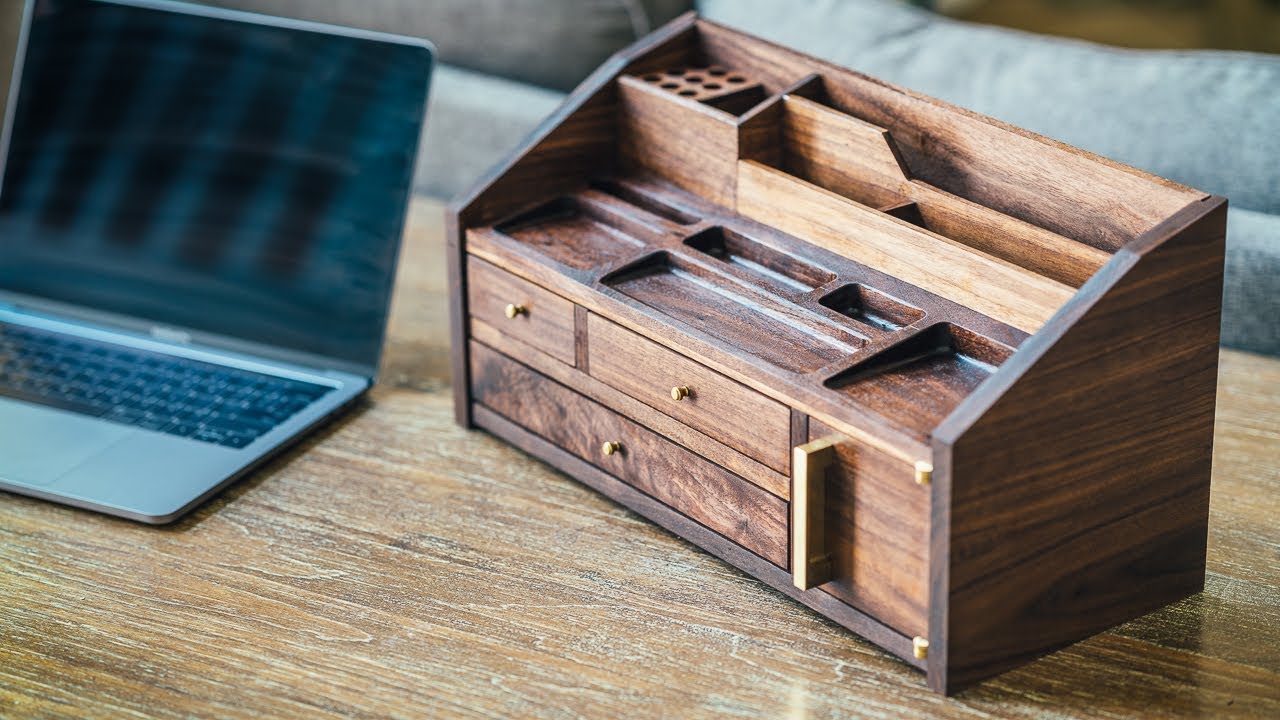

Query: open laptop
[0,0,433,523]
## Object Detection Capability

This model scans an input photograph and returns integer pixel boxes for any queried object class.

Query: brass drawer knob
[504,303,527,319]
[601,441,622,456]
[670,385,690,401]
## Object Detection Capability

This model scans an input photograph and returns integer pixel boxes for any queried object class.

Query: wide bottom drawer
[470,341,788,568]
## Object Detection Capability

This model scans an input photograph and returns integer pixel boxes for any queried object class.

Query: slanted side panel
[448,15,698,425]
[448,84,621,424]
[459,85,620,228]
[933,198,1226,693]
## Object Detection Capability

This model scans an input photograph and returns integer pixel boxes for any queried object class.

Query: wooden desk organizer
[447,13,1226,694]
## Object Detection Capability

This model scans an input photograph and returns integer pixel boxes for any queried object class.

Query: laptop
[0,0,433,523]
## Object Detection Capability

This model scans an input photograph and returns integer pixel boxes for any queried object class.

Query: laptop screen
[0,0,432,372]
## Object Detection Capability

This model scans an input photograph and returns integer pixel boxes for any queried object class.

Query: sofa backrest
[190,0,694,91]
[699,0,1280,216]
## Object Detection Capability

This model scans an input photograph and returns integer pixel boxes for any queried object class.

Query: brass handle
[601,441,622,456]
[670,385,690,401]
[792,436,837,590]
[504,303,527,319]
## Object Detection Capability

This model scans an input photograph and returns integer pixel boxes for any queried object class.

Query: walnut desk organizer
[446,14,1226,695]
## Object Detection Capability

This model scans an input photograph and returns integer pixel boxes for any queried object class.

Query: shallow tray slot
[496,196,650,271]
[589,179,700,225]
[818,284,924,333]
[683,226,835,297]
[602,252,863,374]
[825,323,1013,439]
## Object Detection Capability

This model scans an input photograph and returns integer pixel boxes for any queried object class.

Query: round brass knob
[504,303,526,319]
[670,385,690,401]
[601,441,621,456]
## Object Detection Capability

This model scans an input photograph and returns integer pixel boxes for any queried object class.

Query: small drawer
[587,314,792,474]
[467,256,576,365]
[470,341,788,567]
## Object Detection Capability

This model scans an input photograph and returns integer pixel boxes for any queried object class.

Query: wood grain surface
[461,172,1031,463]
[933,197,1227,693]
[468,341,788,568]
[2,198,1277,719]
[467,257,578,366]
[808,420,930,640]
[587,313,793,474]
[469,315,790,498]
[618,76,740,207]
[735,159,1075,334]
[777,92,1111,289]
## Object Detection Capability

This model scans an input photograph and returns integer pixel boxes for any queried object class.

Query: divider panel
[736,160,1075,334]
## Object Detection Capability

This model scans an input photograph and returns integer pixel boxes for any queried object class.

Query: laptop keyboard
[0,322,334,449]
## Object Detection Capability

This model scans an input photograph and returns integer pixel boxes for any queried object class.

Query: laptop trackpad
[0,399,131,487]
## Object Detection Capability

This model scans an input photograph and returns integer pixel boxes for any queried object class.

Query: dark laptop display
[0,0,432,370]
[0,0,432,523]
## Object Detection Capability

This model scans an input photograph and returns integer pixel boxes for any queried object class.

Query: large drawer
[587,314,792,474]
[467,256,576,365]
[470,341,788,568]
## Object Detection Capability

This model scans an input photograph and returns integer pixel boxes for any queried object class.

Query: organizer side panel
[933,198,1226,694]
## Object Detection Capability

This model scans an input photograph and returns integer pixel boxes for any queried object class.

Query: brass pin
[913,636,929,659]
[915,460,933,485]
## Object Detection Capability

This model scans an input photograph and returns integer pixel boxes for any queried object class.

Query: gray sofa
[702,0,1280,358]
[61,1,1280,356]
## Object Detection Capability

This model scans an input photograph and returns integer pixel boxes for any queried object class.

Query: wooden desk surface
[2,199,1277,719]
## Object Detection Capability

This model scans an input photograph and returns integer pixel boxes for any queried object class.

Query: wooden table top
[3,198,1277,719]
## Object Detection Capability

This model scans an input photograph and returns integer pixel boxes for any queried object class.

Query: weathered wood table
[2,198,1277,719]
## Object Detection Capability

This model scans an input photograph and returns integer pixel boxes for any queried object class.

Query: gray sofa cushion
[416,64,565,199]
[1223,208,1280,355]
[194,0,693,91]
[700,0,1280,355]
[698,0,1280,215]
